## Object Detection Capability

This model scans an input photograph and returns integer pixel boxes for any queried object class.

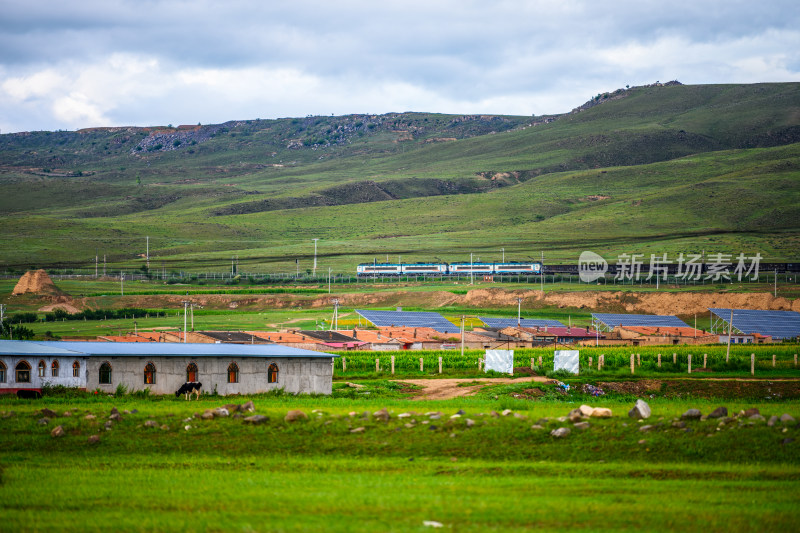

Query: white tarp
[554,350,580,374]
[485,349,514,374]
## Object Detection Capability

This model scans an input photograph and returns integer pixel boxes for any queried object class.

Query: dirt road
[396,377,550,400]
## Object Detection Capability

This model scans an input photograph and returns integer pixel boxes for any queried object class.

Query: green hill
[1,82,799,271]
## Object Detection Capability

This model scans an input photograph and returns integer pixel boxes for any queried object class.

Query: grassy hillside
[1,82,799,271]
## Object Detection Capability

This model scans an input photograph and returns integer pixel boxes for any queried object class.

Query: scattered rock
[398,413,411,418]
[573,422,590,430]
[239,414,267,425]
[428,413,441,420]
[87,435,100,444]
[51,425,65,438]
[232,414,243,419]
[2,411,16,419]
[62,411,72,417]
[450,414,461,419]
[749,414,765,421]
[404,423,415,429]
[768,415,779,427]
[241,401,255,413]
[428,425,438,431]
[591,408,612,418]
[40,408,57,418]
[465,419,475,428]
[104,420,113,430]
[782,438,795,445]
[501,409,513,417]
[672,421,687,429]
[285,410,308,422]
[628,399,651,419]
[568,409,584,423]
[213,408,230,418]
[456,409,465,415]
[579,405,595,417]
[110,407,119,416]
[144,420,158,428]
[201,410,215,420]
[780,414,796,424]
[423,521,443,528]
[350,427,365,433]
[84,414,96,421]
[550,427,571,438]
[490,411,500,418]
[681,409,702,420]
[536,418,550,425]
[37,418,50,425]
[373,408,390,422]
[346,382,364,388]
[131,409,138,414]
[513,412,527,419]
[109,413,122,421]
[708,407,728,419]
[742,408,760,418]
[639,425,654,432]
[530,424,544,430]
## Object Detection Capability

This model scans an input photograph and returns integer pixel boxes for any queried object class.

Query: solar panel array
[709,308,800,340]
[356,310,460,333]
[592,313,689,328]
[480,317,565,329]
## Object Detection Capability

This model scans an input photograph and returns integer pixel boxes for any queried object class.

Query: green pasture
[1,382,800,532]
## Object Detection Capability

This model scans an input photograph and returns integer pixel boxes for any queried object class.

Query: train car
[448,262,495,275]
[493,262,542,274]
[400,262,448,276]
[357,263,403,276]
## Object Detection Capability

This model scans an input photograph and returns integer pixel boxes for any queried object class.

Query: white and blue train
[356,261,542,277]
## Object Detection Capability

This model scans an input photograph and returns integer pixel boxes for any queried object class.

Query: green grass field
[1,381,799,532]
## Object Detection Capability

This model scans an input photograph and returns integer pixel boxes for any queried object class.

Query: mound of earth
[12,270,68,297]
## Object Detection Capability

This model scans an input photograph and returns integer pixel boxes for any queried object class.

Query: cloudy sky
[1,0,799,133]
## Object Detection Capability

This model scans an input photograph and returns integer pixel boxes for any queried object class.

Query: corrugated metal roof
[0,340,336,358]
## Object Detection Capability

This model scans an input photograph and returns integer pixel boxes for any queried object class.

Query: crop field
[1,378,799,532]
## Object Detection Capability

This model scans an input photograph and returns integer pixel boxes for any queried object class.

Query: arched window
[227,362,239,383]
[72,361,80,378]
[0,361,6,383]
[51,360,60,377]
[186,362,198,382]
[144,362,156,385]
[38,360,46,378]
[99,362,112,384]
[268,363,279,384]
[16,361,31,383]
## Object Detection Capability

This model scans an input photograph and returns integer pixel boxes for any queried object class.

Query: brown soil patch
[599,379,800,399]
[12,270,67,297]
[395,377,549,400]
[37,303,81,314]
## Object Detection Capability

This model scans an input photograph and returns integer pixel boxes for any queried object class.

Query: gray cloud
[1,0,798,132]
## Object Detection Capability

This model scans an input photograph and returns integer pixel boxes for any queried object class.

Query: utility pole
[330,299,339,331]
[470,252,474,285]
[328,267,332,293]
[517,297,523,327]
[120,272,124,295]
[540,251,544,293]
[95,250,98,277]
[502,248,505,262]
[312,238,319,277]
[103,254,106,276]
[0,304,5,334]
[146,236,149,270]
[182,301,190,343]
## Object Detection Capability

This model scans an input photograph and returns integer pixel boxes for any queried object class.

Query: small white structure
[554,350,580,374]
[485,349,514,374]
[0,340,337,396]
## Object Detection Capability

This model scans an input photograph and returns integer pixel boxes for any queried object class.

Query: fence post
[703,353,707,368]
[772,354,776,368]
[376,358,380,373]
[391,355,395,375]
[342,357,346,373]
[688,354,692,374]
[657,354,661,368]
[439,356,443,374]
[673,353,677,364]
[795,354,798,367]
[588,356,592,368]
[531,357,535,370]
[538,355,542,367]
[637,353,641,367]
[751,353,755,376]
[630,354,635,374]
[478,358,483,371]
[420,357,424,372]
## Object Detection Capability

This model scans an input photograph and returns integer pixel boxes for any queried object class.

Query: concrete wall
[86,356,333,396]
[0,355,87,391]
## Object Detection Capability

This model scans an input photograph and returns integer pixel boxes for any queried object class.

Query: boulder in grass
[87,435,100,445]
[213,408,230,418]
[110,407,120,416]
[568,409,584,423]
[373,408,390,422]
[40,408,58,418]
[350,427,365,433]
[241,401,255,413]
[284,410,308,422]
[742,408,760,418]
[767,415,778,427]
[243,415,268,425]
[579,405,595,417]
[51,425,65,438]
[681,409,702,420]
[628,399,651,419]
[84,414,96,421]
[550,427,571,438]
[144,420,158,428]
[591,408,613,418]
[201,410,215,420]
[38,418,50,425]
[573,421,590,430]
[708,407,728,419]
[780,414,796,424]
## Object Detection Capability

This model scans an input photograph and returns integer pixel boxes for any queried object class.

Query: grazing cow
[175,382,202,400]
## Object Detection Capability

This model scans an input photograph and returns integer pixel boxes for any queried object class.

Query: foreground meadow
[1,379,799,532]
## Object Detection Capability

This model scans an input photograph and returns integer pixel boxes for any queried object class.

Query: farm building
[0,340,336,396]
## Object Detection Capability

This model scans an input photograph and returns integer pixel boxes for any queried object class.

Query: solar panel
[592,313,688,329]
[709,308,800,340]
[480,317,565,328]
[356,310,460,333]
